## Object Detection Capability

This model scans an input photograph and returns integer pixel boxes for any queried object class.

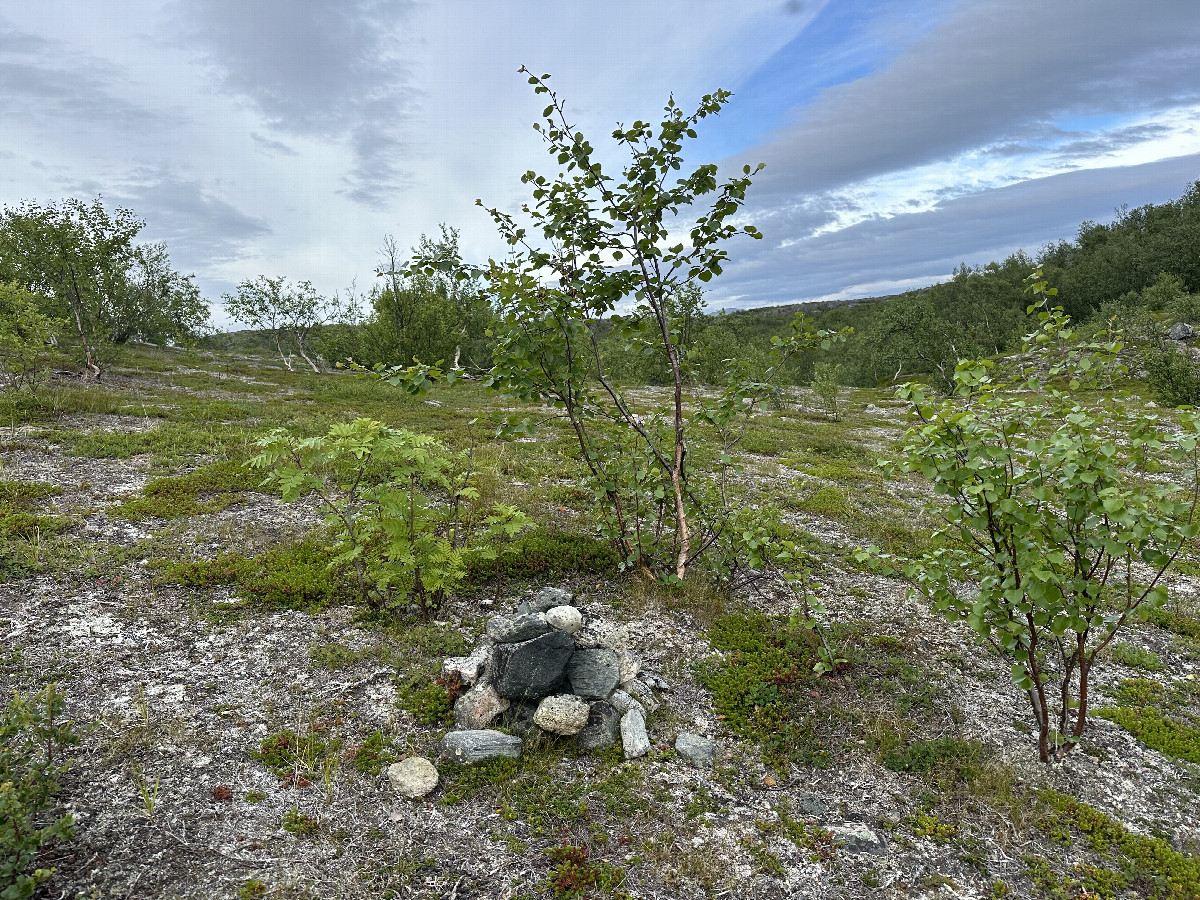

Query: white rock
[620,709,650,759]
[545,605,583,634]
[617,651,640,683]
[453,682,509,730]
[388,757,438,799]
[441,643,492,685]
[533,694,591,735]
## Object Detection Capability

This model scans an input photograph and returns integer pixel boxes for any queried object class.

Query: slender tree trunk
[273,333,293,370]
[293,329,320,373]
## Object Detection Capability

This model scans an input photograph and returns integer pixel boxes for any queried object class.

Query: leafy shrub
[811,362,843,421]
[862,272,1200,762]
[1144,343,1200,407]
[250,418,532,615]
[0,282,63,396]
[417,72,848,583]
[1,684,78,898]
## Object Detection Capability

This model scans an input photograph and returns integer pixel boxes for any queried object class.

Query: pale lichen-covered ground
[2,346,1198,899]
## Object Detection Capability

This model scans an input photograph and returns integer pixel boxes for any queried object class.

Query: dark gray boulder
[1169,322,1195,341]
[492,630,576,699]
[486,612,551,644]
[497,700,539,735]
[566,648,621,699]
[574,701,622,751]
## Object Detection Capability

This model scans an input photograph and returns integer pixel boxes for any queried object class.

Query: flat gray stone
[567,649,621,699]
[492,630,575,699]
[674,733,714,768]
[620,709,650,759]
[533,694,590,735]
[453,682,509,730]
[486,612,551,644]
[441,730,522,764]
[575,701,621,751]
[829,822,886,855]
[387,757,438,798]
[797,793,829,818]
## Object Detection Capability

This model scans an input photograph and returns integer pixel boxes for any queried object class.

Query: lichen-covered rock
[492,630,575,699]
[617,651,640,683]
[387,757,438,798]
[441,643,492,686]
[575,701,622,751]
[674,733,714,768]
[532,694,590,735]
[620,709,650,759]
[546,605,583,634]
[608,688,645,718]
[453,681,509,730]
[621,678,660,714]
[567,648,620,699]
[486,612,551,644]
[532,586,574,609]
[441,730,522,764]
[829,822,886,855]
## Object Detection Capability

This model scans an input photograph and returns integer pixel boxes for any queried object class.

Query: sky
[2,1,1199,328]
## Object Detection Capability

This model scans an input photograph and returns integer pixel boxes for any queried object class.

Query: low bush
[1,684,78,898]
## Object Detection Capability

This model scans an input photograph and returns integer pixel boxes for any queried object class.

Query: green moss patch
[112,459,261,520]
[1027,789,1200,899]
[696,610,830,770]
[160,539,351,610]
[1095,706,1200,764]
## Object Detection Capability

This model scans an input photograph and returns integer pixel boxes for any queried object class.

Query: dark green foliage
[1145,605,1200,640]
[882,737,984,778]
[252,729,328,780]
[544,844,628,899]
[463,527,619,582]
[161,539,351,610]
[1,684,78,898]
[696,611,830,769]
[397,676,455,726]
[348,731,397,776]
[1144,343,1200,407]
[281,808,318,836]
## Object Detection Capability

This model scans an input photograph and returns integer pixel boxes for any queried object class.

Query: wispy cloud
[169,0,420,207]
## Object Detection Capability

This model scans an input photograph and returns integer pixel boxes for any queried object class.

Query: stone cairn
[440,586,675,764]
[387,586,715,799]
